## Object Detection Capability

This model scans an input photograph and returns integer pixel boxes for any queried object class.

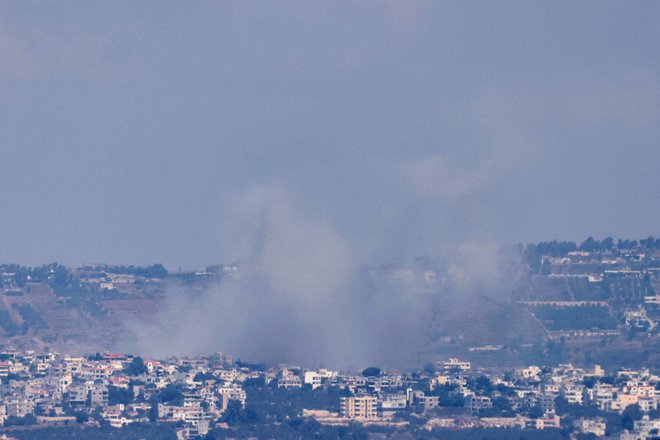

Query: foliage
[159,384,184,406]
[73,411,88,423]
[243,376,265,388]
[0,309,20,336]
[193,371,216,382]
[244,384,341,422]
[14,304,47,329]
[108,385,134,406]
[4,414,37,426]
[621,404,643,431]
[220,400,258,425]
[361,367,381,377]
[125,357,147,376]
[0,423,177,439]
[428,384,464,407]
[105,264,168,278]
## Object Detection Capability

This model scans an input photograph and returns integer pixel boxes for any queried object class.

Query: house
[380,394,407,412]
[103,404,133,428]
[525,414,561,430]
[562,385,584,405]
[416,395,440,411]
[620,415,660,440]
[466,395,492,413]
[441,358,471,372]
[575,418,606,437]
[340,396,378,420]
[516,366,542,381]
[278,373,302,389]
[304,372,322,390]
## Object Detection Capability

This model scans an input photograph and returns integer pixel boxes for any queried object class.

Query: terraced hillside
[0,283,165,354]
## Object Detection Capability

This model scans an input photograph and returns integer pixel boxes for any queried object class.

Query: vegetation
[361,367,381,377]
[530,305,617,330]
[14,304,47,329]
[159,384,184,406]
[0,424,177,440]
[0,309,20,336]
[108,385,134,405]
[4,414,37,426]
[125,357,147,376]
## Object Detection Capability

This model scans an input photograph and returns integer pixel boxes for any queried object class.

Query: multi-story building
[341,396,378,420]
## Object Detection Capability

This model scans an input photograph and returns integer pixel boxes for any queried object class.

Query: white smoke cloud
[123,185,361,366]
[219,186,354,305]
[120,185,521,369]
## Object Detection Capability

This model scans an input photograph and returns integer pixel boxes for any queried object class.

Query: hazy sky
[0,1,659,269]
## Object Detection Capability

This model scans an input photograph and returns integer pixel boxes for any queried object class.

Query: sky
[0,1,659,269]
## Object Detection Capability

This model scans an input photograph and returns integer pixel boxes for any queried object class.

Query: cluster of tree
[0,262,169,292]
[158,384,184,406]
[13,303,47,329]
[576,236,658,252]
[203,418,370,440]
[125,357,147,376]
[0,309,20,336]
[108,385,135,406]
[104,264,168,278]
[0,424,177,440]
[427,383,465,407]
[241,383,342,425]
[3,414,37,426]
[0,263,68,289]
[466,375,493,394]
[523,236,660,273]
[361,367,381,377]
[0,304,48,337]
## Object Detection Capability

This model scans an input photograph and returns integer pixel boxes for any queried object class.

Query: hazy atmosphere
[0,1,658,269]
[2,3,660,438]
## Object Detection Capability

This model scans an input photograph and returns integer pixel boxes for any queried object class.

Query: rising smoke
[121,185,522,370]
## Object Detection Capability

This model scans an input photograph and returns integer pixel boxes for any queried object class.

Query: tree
[149,395,159,422]
[579,237,600,252]
[109,385,134,405]
[361,367,381,377]
[423,363,436,375]
[5,414,37,426]
[640,236,656,249]
[528,405,544,419]
[126,357,147,376]
[159,384,184,406]
[475,376,493,394]
[621,404,643,430]
[221,400,244,425]
[243,376,265,388]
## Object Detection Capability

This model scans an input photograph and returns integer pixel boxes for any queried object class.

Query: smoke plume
[121,185,520,369]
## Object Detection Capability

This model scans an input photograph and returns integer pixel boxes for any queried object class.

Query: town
[0,350,657,439]
[0,236,659,438]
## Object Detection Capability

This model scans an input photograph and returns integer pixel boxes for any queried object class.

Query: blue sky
[0,1,658,269]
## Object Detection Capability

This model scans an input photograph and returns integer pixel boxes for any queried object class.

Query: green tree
[361,367,381,377]
[126,357,147,376]
[108,385,134,405]
[621,404,643,430]
[159,384,184,406]
[221,400,244,425]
